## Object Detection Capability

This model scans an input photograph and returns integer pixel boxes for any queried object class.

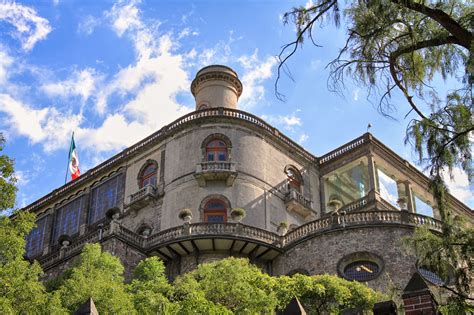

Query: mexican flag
[68,133,80,180]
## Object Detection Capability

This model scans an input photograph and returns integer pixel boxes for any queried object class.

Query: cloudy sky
[0,0,471,209]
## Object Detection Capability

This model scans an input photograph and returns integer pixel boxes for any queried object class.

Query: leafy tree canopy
[55,243,134,314]
[0,211,64,314]
[0,133,17,212]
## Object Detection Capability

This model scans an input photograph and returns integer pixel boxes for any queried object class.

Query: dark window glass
[343,261,380,281]
[53,196,84,242]
[205,139,228,162]
[89,173,125,224]
[418,267,445,286]
[26,216,48,257]
[139,163,157,188]
[204,198,227,222]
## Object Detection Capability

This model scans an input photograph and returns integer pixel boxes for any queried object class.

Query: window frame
[137,160,158,189]
[200,195,230,223]
[284,165,303,193]
[201,134,232,163]
[88,171,125,225]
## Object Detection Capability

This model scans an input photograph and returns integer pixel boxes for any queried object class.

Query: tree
[55,243,134,314]
[173,257,277,313]
[275,273,381,314]
[278,0,472,311]
[0,133,17,212]
[128,256,177,314]
[0,210,65,313]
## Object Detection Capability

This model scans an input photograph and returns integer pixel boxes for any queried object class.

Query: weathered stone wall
[124,122,320,234]
[273,225,418,294]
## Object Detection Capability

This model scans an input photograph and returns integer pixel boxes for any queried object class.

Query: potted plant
[397,197,408,210]
[327,198,343,213]
[178,208,193,223]
[230,208,246,222]
[278,221,289,235]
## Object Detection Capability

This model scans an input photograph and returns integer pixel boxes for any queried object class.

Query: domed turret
[191,65,243,110]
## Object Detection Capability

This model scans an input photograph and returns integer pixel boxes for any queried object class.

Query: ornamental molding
[191,71,243,97]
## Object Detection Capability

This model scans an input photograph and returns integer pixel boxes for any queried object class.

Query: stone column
[404,181,414,213]
[367,154,379,203]
[42,209,55,255]
[319,177,326,216]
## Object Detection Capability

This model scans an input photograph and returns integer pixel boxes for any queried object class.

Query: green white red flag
[68,133,80,180]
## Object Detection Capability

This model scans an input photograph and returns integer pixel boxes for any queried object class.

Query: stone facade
[22,65,473,305]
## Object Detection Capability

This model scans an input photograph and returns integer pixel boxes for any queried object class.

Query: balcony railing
[126,184,163,210]
[37,210,442,269]
[194,161,237,186]
[285,188,314,218]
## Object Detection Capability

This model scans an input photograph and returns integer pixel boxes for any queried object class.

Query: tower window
[139,162,157,188]
[206,140,228,162]
[203,198,228,222]
[285,166,302,192]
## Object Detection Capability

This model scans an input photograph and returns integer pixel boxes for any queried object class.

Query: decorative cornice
[191,71,243,97]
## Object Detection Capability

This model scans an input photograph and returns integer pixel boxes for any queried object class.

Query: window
[377,168,399,208]
[203,198,228,222]
[206,139,228,162]
[26,216,48,258]
[89,173,125,224]
[413,193,434,217]
[343,261,380,281]
[198,104,208,110]
[285,166,302,192]
[139,162,157,188]
[53,196,84,242]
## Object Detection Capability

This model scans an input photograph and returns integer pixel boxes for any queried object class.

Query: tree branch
[390,0,472,49]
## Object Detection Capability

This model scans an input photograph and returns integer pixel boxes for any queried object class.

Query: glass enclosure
[324,159,369,210]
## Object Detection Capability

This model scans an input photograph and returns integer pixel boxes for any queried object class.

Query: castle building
[23,65,472,302]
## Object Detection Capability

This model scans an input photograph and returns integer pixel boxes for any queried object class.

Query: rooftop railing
[319,134,368,164]
[38,210,442,270]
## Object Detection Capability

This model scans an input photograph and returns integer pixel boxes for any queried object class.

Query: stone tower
[190,65,243,110]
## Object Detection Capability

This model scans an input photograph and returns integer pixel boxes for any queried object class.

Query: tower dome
[191,65,243,110]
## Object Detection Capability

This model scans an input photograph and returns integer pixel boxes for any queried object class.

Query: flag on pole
[68,133,80,180]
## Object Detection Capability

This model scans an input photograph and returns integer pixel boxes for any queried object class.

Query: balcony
[194,161,237,187]
[125,184,164,211]
[285,188,315,219]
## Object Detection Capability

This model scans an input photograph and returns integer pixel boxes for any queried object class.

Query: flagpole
[65,132,73,184]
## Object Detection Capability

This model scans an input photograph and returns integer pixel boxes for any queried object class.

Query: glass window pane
[218,153,226,161]
[207,215,225,222]
[89,173,125,224]
[26,216,48,257]
[377,169,399,208]
[53,196,84,242]
[414,194,433,217]
[324,160,369,208]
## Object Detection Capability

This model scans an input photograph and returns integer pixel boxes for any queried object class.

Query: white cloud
[78,15,100,35]
[237,49,276,109]
[0,2,52,50]
[442,167,473,205]
[106,0,142,37]
[42,68,100,102]
[261,113,303,132]
[0,94,82,152]
[298,133,309,144]
[0,49,13,84]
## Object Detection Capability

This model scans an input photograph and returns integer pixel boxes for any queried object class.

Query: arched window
[206,139,228,162]
[285,166,302,192]
[198,104,208,110]
[203,198,228,222]
[138,161,158,188]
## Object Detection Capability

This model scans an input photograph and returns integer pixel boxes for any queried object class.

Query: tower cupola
[191,65,243,110]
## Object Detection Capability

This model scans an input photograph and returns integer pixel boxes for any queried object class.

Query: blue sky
[0,0,472,209]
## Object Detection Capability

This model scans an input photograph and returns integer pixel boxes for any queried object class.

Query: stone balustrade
[126,184,163,210]
[37,210,443,270]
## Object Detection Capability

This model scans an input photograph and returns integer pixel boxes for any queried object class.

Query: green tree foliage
[128,256,177,314]
[55,243,134,314]
[275,273,381,314]
[173,257,277,314]
[0,211,64,314]
[278,0,472,311]
[0,133,17,212]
